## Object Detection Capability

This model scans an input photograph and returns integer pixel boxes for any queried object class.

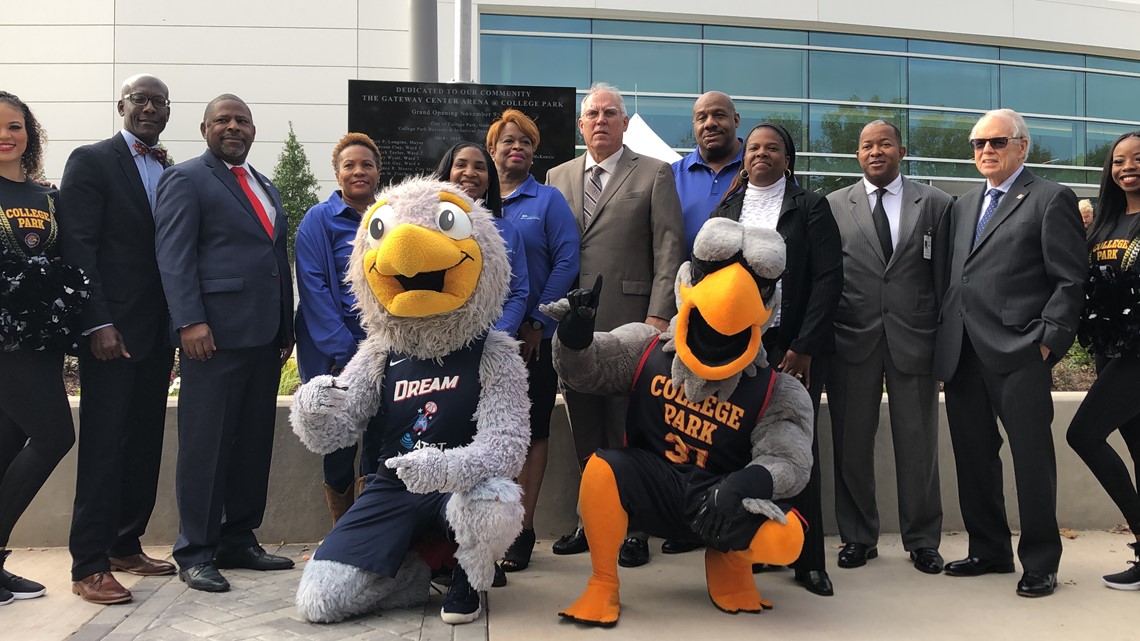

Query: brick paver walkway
[65,546,484,641]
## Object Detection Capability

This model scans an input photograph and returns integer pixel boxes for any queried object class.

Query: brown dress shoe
[110,553,177,576]
[72,572,132,605]
[324,483,354,524]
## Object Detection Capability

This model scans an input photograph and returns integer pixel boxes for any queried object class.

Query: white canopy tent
[623,113,683,165]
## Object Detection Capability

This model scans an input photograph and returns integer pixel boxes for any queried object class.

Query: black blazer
[710,177,843,356]
[58,132,169,360]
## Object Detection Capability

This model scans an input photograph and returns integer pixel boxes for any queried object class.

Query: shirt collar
[328,190,363,219]
[681,139,744,172]
[504,174,539,203]
[121,129,160,157]
[863,173,904,197]
[584,146,624,175]
[988,165,1025,193]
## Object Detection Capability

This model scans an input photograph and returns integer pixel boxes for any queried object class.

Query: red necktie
[132,140,168,166]
[231,166,274,238]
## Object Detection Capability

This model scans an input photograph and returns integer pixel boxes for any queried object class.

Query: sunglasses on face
[969,136,1022,151]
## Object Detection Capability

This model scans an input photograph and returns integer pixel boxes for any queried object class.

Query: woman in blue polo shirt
[295,133,383,524]
[486,109,580,572]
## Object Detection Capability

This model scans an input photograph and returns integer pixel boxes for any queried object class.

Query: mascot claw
[385,448,447,493]
[294,375,348,415]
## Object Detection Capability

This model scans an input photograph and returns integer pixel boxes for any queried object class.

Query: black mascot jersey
[375,336,486,481]
[627,336,776,476]
[0,175,58,258]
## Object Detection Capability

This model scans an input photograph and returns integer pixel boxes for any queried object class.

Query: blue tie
[973,188,1004,248]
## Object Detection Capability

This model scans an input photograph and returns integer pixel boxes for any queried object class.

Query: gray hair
[972,108,1032,152]
[580,82,627,117]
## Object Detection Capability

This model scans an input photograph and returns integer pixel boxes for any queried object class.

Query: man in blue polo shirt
[673,91,744,257]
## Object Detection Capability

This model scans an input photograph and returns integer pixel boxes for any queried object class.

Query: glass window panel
[1032,166,1093,185]
[735,102,808,151]
[624,96,698,149]
[909,58,997,110]
[1087,57,1140,74]
[480,14,591,34]
[1000,48,1084,67]
[1087,123,1138,168]
[809,32,906,52]
[809,104,904,154]
[1000,66,1084,117]
[805,173,860,195]
[593,20,699,39]
[480,36,590,88]
[908,110,979,176]
[704,45,806,98]
[907,39,998,60]
[1087,73,1140,121]
[592,40,700,94]
[809,51,905,103]
[909,159,982,179]
[1025,118,1083,165]
[703,25,807,45]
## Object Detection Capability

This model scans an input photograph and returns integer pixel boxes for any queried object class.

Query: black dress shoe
[618,537,650,568]
[1016,571,1057,597]
[793,569,834,596]
[910,548,945,575]
[944,556,1016,577]
[179,562,229,593]
[214,545,294,571]
[837,542,878,568]
[552,527,589,555]
[661,538,703,554]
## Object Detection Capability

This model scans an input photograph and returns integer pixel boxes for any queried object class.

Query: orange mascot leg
[705,509,804,613]
[558,455,627,626]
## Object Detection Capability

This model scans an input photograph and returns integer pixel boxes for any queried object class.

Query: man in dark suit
[59,74,177,605]
[933,108,1085,597]
[546,82,685,567]
[154,94,295,593]
[826,120,952,576]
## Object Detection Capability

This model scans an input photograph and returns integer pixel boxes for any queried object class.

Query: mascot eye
[365,204,395,249]
[435,202,473,240]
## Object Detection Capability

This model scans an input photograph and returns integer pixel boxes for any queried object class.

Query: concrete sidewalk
[3,532,1134,641]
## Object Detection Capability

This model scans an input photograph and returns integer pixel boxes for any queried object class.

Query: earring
[784,169,792,179]
[740,169,748,180]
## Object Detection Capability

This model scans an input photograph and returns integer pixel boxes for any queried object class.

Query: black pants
[172,344,280,568]
[69,338,174,580]
[1066,354,1140,534]
[0,350,74,547]
[764,332,828,572]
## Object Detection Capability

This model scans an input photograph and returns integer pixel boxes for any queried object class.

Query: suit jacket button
[962,276,969,283]
[271,270,279,277]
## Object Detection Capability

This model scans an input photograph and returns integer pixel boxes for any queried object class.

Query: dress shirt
[740,180,786,326]
[502,174,581,337]
[582,147,625,196]
[672,140,744,255]
[223,160,276,229]
[979,165,1025,225]
[121,129,164,211]
[863,173,904,249]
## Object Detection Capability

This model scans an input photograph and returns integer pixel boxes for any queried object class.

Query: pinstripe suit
[825,177,952,551]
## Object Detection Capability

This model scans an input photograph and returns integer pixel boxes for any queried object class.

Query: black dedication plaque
[348,80,577,186]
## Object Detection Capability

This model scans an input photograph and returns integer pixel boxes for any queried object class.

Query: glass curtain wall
[479,15,1140,196]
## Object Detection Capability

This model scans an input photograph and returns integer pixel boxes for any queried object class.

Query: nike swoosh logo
[389,358,408,366]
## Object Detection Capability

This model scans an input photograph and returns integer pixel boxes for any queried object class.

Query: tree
[272,122,320,262]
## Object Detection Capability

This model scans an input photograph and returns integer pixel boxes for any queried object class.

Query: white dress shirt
[863,173,904,249]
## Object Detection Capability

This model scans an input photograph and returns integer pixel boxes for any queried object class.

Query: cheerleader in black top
[0,92,87,605]
[1066,130,1140,590]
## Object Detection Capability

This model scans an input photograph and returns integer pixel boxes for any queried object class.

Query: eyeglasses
[968,136,1022,151]
[582,107,622,121]
[125,93,171,109]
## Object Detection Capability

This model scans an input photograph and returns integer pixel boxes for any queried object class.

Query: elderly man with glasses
[933,108,1086,598]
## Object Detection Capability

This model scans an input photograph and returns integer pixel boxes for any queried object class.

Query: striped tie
[584,165,604,225]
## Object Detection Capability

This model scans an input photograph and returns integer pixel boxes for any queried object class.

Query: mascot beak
[362,197,484,317]
[674,261,771,380]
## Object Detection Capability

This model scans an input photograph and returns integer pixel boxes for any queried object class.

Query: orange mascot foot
[705,548,769,614]
[558,578,621,626]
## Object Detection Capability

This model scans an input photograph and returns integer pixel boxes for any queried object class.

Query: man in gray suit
[546,82,685,566]
[826,121,952,576]
[933,108,1085,597]
[154,94,295,593]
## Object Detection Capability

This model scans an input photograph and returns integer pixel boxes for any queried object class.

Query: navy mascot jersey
[627,336,776,476]
[375,336,486,482]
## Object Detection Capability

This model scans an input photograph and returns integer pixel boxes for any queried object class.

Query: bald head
[118,73,170,146]
[692,91,740,166]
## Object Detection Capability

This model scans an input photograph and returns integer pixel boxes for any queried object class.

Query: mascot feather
[543,217,814,626]
[290,177,529,625]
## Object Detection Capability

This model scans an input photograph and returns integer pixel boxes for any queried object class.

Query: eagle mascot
[290,177,530,625]
[544,217,814,626]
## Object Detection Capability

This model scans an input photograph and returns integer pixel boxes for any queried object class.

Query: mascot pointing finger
[543,218,814,626]
[290,177,530,625]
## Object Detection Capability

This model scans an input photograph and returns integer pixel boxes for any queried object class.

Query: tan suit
[547,145,684,463]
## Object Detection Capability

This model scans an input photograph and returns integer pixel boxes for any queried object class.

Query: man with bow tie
[58,73,178,604]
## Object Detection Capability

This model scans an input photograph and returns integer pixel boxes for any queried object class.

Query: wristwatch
[528,318,544,331]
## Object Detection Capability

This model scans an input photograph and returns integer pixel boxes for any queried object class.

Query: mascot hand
[385,447,447,493]
[294,375,349,415]
[557,274,603,350]
[690,465,775,545]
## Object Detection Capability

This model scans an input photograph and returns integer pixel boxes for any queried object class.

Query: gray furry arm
[551,322,660,396]
[748,373,814,499]
[290,338,386,455]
